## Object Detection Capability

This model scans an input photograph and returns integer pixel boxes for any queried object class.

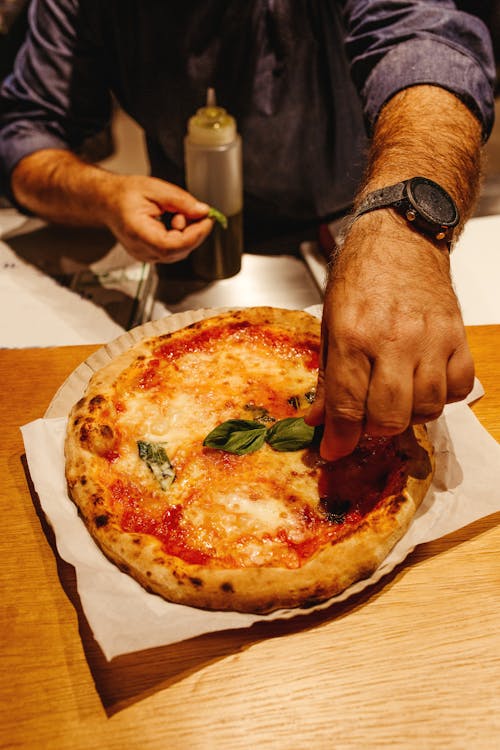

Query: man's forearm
[10,147,214,264]
[358,85,484,230]
[313,84,483,460]
[11,149,118,227]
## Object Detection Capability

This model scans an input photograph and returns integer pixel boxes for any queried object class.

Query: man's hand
[306,211,474,460]
[103,174,213,263]
[11,149,213,262]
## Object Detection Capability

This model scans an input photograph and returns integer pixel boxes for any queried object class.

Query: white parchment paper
[21,381,500,661]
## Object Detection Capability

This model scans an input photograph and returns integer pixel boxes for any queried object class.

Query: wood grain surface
[1,326,499,749]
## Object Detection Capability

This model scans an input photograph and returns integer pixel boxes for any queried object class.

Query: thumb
[153,181,210,219]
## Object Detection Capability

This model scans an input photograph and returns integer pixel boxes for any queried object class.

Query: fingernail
[194,201,210,212]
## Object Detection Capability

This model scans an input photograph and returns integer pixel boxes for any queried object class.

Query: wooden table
[1,326,500,749]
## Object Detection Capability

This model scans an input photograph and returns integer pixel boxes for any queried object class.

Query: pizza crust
[65,307,434,614]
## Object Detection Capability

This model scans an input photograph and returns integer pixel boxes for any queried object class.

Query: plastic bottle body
[184,102,243,280]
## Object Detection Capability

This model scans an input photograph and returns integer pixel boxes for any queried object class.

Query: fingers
[151,181,209,220]
[411,360,447,424]
[364,358,413,436]
[305,322,328,428]
[307,322,474,462]
[114,212,213,264]
[107,176,214,262]
[138,215,213,262]
[445,341,475,403]
[320,416,364,462]
[306,333,371,461]
[170,214,187,231]
[409,340,474,425]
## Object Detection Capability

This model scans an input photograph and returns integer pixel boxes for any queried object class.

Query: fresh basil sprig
[208,206,228,229]
[203,417,315,455]
[203,419,267,455]
[266,417,315,451]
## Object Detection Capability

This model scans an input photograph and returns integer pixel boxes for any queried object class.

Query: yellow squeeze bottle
[184,89,243,279]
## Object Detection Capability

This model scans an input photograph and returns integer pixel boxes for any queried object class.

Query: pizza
[64,307,434,613]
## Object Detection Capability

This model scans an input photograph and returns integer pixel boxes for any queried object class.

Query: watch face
[405,177,459,228]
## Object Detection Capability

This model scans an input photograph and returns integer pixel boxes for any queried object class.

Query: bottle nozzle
[206,87,216,107]
[187,89,236,145]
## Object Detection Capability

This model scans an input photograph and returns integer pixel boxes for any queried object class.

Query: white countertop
[0,212,124,347]
[0,209,322,347]
[449,214,500,326]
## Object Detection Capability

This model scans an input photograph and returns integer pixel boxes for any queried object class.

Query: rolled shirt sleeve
[0,0,111,195]
[342,0,496,139]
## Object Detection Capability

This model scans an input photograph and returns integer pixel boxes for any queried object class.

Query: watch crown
[406,209,417,222]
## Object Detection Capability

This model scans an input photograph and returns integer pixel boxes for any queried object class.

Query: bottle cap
[187,89,237,146]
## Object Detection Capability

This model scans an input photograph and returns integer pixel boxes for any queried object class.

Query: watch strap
[353,182,407,218]
[349,178,456,250]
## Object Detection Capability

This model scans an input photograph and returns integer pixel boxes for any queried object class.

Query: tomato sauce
[137,358,161,389]
[318,437,405,521]
[121,503,211,565]
[111,479,210,565]
[102,449,119,463]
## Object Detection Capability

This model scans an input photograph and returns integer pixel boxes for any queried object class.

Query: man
[0,1,495,460]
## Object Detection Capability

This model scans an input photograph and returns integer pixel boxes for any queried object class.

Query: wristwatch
[351,176,459,248]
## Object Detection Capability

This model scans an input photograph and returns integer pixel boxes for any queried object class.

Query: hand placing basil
[266,417,315,451]
[203,419,267,455]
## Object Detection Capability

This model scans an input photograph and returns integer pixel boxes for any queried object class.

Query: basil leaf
[203,419,267,455]
[208,206,228,229]
[266,417,315,452]
[137,440,175,490]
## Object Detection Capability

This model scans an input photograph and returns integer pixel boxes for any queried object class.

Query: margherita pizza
[65,307,434,613]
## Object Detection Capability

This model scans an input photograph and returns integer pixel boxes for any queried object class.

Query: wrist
[337,209,451,275]
[350,177,459,251]
[89,169,126,227]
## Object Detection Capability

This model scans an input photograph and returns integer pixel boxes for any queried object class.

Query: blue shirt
[0,0,495,240]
